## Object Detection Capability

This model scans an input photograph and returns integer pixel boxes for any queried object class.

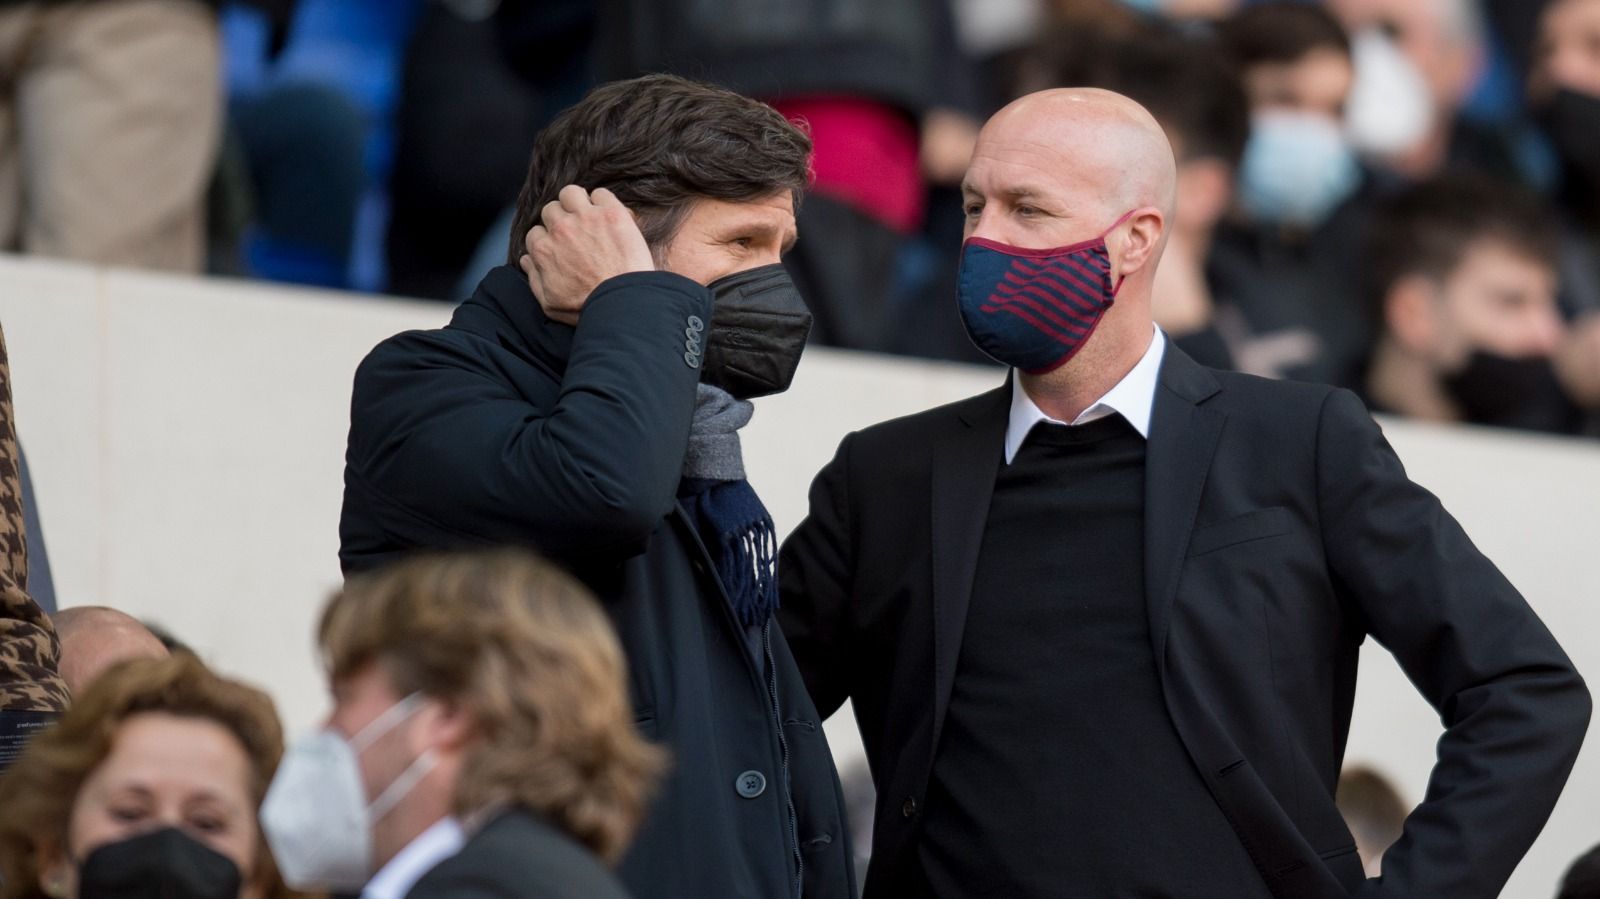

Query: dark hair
[1219,2,1350,69]
[507,74,812,263]
[1021,25,1250,167]
[1368,173,1560,309]
[1560,844,1600,899]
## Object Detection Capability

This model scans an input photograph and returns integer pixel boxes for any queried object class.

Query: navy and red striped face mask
[956,210,1135,374]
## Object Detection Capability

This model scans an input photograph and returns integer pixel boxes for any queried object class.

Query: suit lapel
[929,381,1010,754]
[1143,347,1224,670]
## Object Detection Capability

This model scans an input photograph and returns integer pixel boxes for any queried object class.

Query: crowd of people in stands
[1,0,1599,897]
[0,0,1597,437]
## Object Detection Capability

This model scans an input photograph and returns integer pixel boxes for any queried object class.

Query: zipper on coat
[764,618,804,898]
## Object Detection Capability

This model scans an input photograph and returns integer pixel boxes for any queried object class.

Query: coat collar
[455,265,576,374]
[930,379,1011,755]
[1143,345,1225,669]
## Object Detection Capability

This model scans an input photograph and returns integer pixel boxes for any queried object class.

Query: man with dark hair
[1209,2,1380,388]
[339,74,853,898]
[1363,174,1586,433]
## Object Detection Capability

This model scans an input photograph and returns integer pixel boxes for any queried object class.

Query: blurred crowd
[0,0,1598,439]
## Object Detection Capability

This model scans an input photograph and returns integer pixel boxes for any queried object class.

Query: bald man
[52,606,169,695]
[778,89,1589,899]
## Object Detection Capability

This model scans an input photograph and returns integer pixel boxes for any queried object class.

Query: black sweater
[918,413,1269,898]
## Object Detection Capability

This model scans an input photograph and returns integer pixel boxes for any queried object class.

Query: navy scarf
[678,477,780,628]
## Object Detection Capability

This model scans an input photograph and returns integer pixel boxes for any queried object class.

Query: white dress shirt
[361,817,466,899]
[1003,328,1167,464]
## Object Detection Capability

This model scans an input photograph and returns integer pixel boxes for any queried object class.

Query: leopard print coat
[0,323,68,711]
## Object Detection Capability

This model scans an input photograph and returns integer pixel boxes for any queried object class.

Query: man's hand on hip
[520,186,655,325]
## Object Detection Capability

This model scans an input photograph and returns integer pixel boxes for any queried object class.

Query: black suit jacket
[405,808,631,899]
[778,345,1591,899]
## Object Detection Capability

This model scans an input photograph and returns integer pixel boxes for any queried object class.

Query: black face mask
[1442,350,1573,432]
[77,828,243,899]
[701,264,813,400]
[1538,88,1600,207]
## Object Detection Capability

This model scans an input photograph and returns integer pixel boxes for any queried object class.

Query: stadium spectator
[1335,765,1410,876]
[1327,0,1527,184]
[338,74,854,898]
[0,0,222,272]
[1211,2,1377,387]
[1364,174,1587,435]
[0,322,67,735]
[1528,0,1600,432]
[261,550,661,898]
[0,654,290,899]
[51,607,170,696]
[382,0,574,301]
[220,0,426,290]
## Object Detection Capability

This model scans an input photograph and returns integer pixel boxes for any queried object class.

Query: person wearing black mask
[1527,0,1600,430]
[338,74,853,899]
[1363,174,1588,434]
[0,653,290,899]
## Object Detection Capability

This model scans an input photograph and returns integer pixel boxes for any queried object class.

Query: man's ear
[1385,274,1442,354]
[1114,207,1167,281]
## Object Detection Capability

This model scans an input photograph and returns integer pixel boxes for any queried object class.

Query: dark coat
[405,808,630,899]
[341,266,854,899]
[778,345,1590,899]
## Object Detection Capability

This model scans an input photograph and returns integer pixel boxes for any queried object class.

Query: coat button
[683,351,700,369]
[901,797,918,818]
[736,770,767,799]
[687,315,705,331]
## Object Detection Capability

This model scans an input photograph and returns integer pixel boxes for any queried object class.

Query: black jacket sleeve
[1314,389,1591,898]
[350,271,710,564]
[777,432,858,719]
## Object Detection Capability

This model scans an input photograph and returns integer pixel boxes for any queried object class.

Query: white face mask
[259,693,438,891]
[1345,27,1435,158]
[1238,109,1362,229]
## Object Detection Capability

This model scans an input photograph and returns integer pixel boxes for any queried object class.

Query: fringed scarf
[678,386,780,629]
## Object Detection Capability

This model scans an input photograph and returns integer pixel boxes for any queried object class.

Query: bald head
[972,88,1177,226]
[961,89,1177,408]
[52,606,169,695]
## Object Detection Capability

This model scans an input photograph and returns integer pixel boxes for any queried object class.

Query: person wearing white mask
[1329,0,1530,184]
[1209,2,1376,388]
[260,550,663,899]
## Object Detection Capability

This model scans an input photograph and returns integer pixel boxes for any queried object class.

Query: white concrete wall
[1,253,1596,897]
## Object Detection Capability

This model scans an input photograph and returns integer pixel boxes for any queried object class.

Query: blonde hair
[0,654,291,899]
[320,550,665,863]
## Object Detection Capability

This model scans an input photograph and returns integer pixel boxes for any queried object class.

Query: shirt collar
[1004,327,1167,464]
[361,817,466,899]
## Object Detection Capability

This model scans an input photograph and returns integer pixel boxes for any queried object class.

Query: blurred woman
[0,653,291,899]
